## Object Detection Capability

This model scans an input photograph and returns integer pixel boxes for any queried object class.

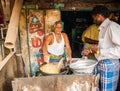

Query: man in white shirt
[82,5,120,91]
[42,20,72,63]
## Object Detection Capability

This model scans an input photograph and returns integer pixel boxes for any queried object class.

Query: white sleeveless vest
[47,32,65,56]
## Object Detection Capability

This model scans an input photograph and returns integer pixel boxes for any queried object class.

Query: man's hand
[68,57,72,63]
[90,45,99,54]
[81,49,91,56]
[43,54,50,63]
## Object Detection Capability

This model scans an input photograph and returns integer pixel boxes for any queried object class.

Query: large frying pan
[39,62,68,76]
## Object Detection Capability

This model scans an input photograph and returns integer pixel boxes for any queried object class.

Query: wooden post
[4,0,23,49]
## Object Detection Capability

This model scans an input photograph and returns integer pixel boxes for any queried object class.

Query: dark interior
[61,11,93,58]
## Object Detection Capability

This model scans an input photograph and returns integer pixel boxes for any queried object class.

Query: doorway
[61,11,93,58]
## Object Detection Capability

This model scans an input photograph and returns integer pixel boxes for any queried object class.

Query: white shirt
[96,18,120,60]
[47,32,65,56]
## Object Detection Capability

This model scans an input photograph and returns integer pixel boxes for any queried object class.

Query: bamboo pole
[4,0,23,49]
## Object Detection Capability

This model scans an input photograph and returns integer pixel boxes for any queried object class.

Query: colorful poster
[28,10,44,76]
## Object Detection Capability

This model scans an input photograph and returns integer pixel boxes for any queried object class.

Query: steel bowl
[70,58,98,74]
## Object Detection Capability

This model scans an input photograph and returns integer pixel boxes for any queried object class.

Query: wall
[12,75,99,91]
[0,53,18,91]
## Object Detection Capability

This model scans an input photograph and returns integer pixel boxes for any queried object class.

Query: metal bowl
[70,58,98,74]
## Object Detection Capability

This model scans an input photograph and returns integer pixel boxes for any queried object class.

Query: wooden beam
[4,0,23,49]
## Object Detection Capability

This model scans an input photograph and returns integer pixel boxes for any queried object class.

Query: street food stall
[0,0,120,91]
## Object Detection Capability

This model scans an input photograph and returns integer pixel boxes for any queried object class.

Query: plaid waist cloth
[49,53,64,62]
[94,59,120,91]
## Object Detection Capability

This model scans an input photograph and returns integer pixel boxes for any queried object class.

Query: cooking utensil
[58,57,66,70]
[39,61,68,76]
[69,59,98,74]
[39,69,67,76]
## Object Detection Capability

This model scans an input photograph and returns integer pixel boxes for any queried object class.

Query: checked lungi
[94,59,120,91]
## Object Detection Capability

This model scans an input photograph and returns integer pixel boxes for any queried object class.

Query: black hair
[92,5,109,18]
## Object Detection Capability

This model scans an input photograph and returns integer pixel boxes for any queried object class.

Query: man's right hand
[81,49,90,56]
